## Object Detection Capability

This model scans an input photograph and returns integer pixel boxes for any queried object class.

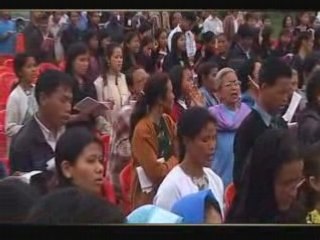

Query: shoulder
[11,118,36,147]
[162,113,176,128]
[204,167,224,192]
[94,76,103,86]
[159,166,183,188]
[133,117,155,139]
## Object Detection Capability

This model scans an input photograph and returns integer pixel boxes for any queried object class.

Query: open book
[74,97,112,114]
[282,91,302,124]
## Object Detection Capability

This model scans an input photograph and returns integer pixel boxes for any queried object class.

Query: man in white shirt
[203,11,224,35]
[9,70,74,174]
[168,12,197,62]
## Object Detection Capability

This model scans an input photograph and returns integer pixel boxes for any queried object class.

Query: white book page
[282,91,302,123]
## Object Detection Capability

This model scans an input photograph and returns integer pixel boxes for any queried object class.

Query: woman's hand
[187,86,205,107]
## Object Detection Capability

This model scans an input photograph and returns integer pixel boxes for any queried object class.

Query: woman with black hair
[64,42,98,130]
[86,12,100,32]
[6,53,38,138]
[272,29,293,58]
[237,59,261,108]
[162,32,190,73]
[83,30,101,83]
[194,31,217,69]
[122,31,140,73]
[152,28,168,72]
[227,129,304,223]
[130,72,178,209]
[136,36,156,74]
[298,69,320,148]
[154,107,224,215]
[259,26,275,59]
[197,62,219,108]
[282,15,295,33]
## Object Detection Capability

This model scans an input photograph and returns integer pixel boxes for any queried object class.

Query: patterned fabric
[306,209,320,224]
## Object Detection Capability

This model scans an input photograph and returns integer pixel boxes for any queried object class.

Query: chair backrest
[3,59,14,68]
[224,183,236,211]
[119,163,132,214]
[0,72,17,109]
[0,66,12,74]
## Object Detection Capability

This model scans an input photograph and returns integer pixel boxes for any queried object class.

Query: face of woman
[158,31,168,49]
[181,69,193,96]
[203,68,218,92]
[219,72,241,106]
[101,37,111,50]
[62,142,104,195]
[108,47,123,73]
[217,35,228,54]
[300,13,310,25]
[185,122,217,168]
[274,160,304,211]
[73,53,90,76]
[127,35,141,54]
[20,57,38,84]
[143,42,154,57]
[285,17,293,28]
[89,35,99,51]
[70,12,80,25]
[160,80,175,113]
[280,34,291,45]
[177,35,186,52]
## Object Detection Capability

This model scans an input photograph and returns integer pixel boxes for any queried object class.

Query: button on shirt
[34,115,65,151]
[168,25,196,58]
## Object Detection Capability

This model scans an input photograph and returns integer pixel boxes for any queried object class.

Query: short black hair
[138,22,152,34]
[237,24,255,39]
[306,69,320,106]
[26,187,126,224]
[0,178,39,223]
[35,69,74,105]
[259,57,292,87]
[181,12,197,23]
[169,65,188,101]
[197,62,218,87]
[202,31,215,44]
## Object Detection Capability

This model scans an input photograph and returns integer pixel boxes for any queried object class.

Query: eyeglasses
[222,80,241,88]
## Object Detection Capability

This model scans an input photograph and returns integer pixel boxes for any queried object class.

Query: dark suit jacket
[9,117,54,174]
[233,109,287,190]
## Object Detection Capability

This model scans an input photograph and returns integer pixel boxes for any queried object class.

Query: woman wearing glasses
[209,67,251,188]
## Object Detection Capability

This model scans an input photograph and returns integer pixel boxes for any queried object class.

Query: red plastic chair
[0,110,8,164]
[102,178,117,205]
[0,72,17,110]
[38,62,61,74]
[119,163,132,214]
[224,183,236,211]
[3,59,14,69]
[0,66,12,74]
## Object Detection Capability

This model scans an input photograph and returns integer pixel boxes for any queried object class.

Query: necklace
[191,174,209,191]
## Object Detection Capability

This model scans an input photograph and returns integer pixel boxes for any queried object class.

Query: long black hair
[177,107,217,161]
[227,129,301,223]
[101,43,122,86]
[129,72,171,141]
[168,65,188,101]
[65,42,89,77]
[171,32,188,61]
[237,59,259,93]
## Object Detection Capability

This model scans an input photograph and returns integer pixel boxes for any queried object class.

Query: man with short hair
[233,58,292,190]
[9,70,74,174]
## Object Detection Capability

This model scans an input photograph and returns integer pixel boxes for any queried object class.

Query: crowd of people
[2,10,320,224]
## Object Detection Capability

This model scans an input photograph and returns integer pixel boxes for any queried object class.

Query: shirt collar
[253,103,272,127]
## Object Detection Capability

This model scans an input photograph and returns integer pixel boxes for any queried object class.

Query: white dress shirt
[168,25,196,58]
[203,15,224,35]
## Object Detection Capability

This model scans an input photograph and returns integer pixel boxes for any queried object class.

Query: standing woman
[5,53,38,138]
[94,43,130,126]
[65,42,98,130]
[83,30,101,83]
[209,68,251,188]
[130,72,178,209]
[162,32,190,73]
[122,31,141,73]
[226,129,304,223]
[152,28,168,72]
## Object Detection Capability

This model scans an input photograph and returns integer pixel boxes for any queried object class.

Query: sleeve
[5,94,23,137]
[131,125,178,185]
[9,141,32,173]
[153,179,180,211]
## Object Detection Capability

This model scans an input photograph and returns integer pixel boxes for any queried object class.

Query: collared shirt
[168,25,196,58]
[253,103,272,127]
[203,15,224,35]
[34,114,65,151]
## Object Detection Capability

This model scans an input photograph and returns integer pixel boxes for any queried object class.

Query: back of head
[181,12,197,23]
[202,31,215,44]
[27,187,125,224]
[259,57,292,87]
[0,178,39,223]
[237,59,256,93]
[237,24,255,39]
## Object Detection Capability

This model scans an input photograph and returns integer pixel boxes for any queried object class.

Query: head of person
[155,28,168,50]
[130,72,174,140]
[262,14,272,27]
[283,15,294,29]
[202,31,216,53]
[169,65,193,101]
[216,33,229,55]
[180,12,197,32]
[258,57,292,114]
[301,142,320,212]
[102,43,123,76]
[68,11,80,26]
[124,31,140,55]
[229,129,303,223]
[140,36,154,57]
[37,13,49,33]
[215,68,241,107]
[197,62,219,92]
[0,178,39,223]
[83,30,99,53]
[306,69,320,110]
[35,70,73,128]
[0,11,11,20]
[278,29,292,46]
[244,12,258,28]
[261,26,274,47]
[237,24,255,51]
[177,107,217,167]
[87,11,100,25]
[52,11,62,24]
[138,22,152,39]
[171,32,186,55]
[99,29,112,52]
[13,53,38,86]
[293,31,313,54]
[172,189,222,224]
[27,187,125,224]
[237,59,261,93]
[171,12,182,29]
[125,66,148,95]
[298,12,310,26]
[65,42,90,78]
[55,127,104,195]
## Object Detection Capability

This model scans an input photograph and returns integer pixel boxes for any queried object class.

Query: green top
[154,116,172,161]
